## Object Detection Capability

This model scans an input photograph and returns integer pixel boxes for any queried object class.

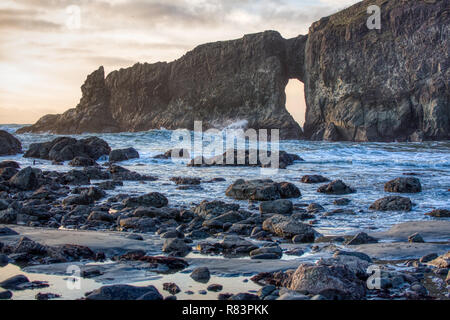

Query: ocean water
[1,124,449,236]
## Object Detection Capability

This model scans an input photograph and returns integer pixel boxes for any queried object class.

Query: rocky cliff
[18,31,305,140]
[18,0,449,142]
[303,0,449,142]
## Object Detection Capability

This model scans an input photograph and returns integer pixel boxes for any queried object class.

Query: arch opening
[285,79,306,129]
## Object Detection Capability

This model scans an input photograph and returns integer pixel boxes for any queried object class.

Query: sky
[0,0,360,125]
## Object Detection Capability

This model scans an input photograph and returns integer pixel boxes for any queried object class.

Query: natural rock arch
[18,0,449,142]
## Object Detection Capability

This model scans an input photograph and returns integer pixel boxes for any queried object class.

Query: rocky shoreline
[0,133,449,300]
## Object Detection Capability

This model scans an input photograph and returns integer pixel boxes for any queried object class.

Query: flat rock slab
[351,242,450,261]
[369,221,450,242]
[0,225,163,256]
[185,258,305,276]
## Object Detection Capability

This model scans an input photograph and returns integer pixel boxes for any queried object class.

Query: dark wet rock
[197,236,258,256]
[109,165,157,181]
[0,254,9,267]
[333,250,372,263]
[109,148,139,162]
[83,167,111,180]
[1,275,29,290]
[0,160,20,169]
[118,253,188,271]
[345,232,378,245]
[427,252,450,269]
[301,175,329,184]
[258,285,276,299]
[385,177,422,193]
[58,170,90,185]
[228,293,260,301]
[262,214,316,242]
[24,136,110,162]
[118,217,157,232]
[324,209,356,217]
[420,253,438,263]
[333,198,351,206]
[408,233,425,243]
[288,261,366,300]
[228,223,254,236]
[425,209,450,218]
[279,182,301,198]
[162,238,192,257]
[285,248,304,256]
[63,187,105,206]
[188,149,303,169]
[163,282,181,295]
[123,192,168,208]
[205,177,226,183]
[190,267,211,283]
[317,180,356,195]
[12,236,47,256]
[0,167,19,180]
[193,200,239,220]
[131,207,179,221]
[0,130,22,156]
[307,203,324,213]
[95,180,123,190]
[218,293,234,300]
[369,196,412,212]
[226,179,300,201]
[153,148,191,160]
[86,284,163,300]
[170,177,201,185]
[207,284,223,292]
[87,211,115,223]
[126,234,144,241]
[8,167,42,191]
[47,244,96,262]
[250,244,282,260]
[202,211,246,230]
[0,209,17,224]
[35,292,61,300]
[68,156,97,167]
[220,236,258,255]
[0,290,12,300]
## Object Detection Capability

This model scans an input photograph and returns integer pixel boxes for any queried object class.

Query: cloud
[0,8,62,31]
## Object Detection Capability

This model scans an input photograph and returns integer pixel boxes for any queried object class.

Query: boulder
[123,193,168,208]
[425,209,450,218]
[8,167,42,191]
[190,267,211,283]
[0,130,22,156]
[226,179,300,201]
[24,136,110,162]
[408,233,425,243]
[86,284,163,300]
[0,161,20,169]
[262,214,316,242]
[259,199,293,214]
[317,180,356,195]
[345,232,378,245]
[288,261,366,299]
[109,148,139,162]
[384,177,422,193]
[193,200,239,220]
[0,208,17,224]
[170,177,201,185]
[301,175,329,184]
[427,252,449,269]
[68,157,97,167]
[162,238,192,257]
[369,196,412,211]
